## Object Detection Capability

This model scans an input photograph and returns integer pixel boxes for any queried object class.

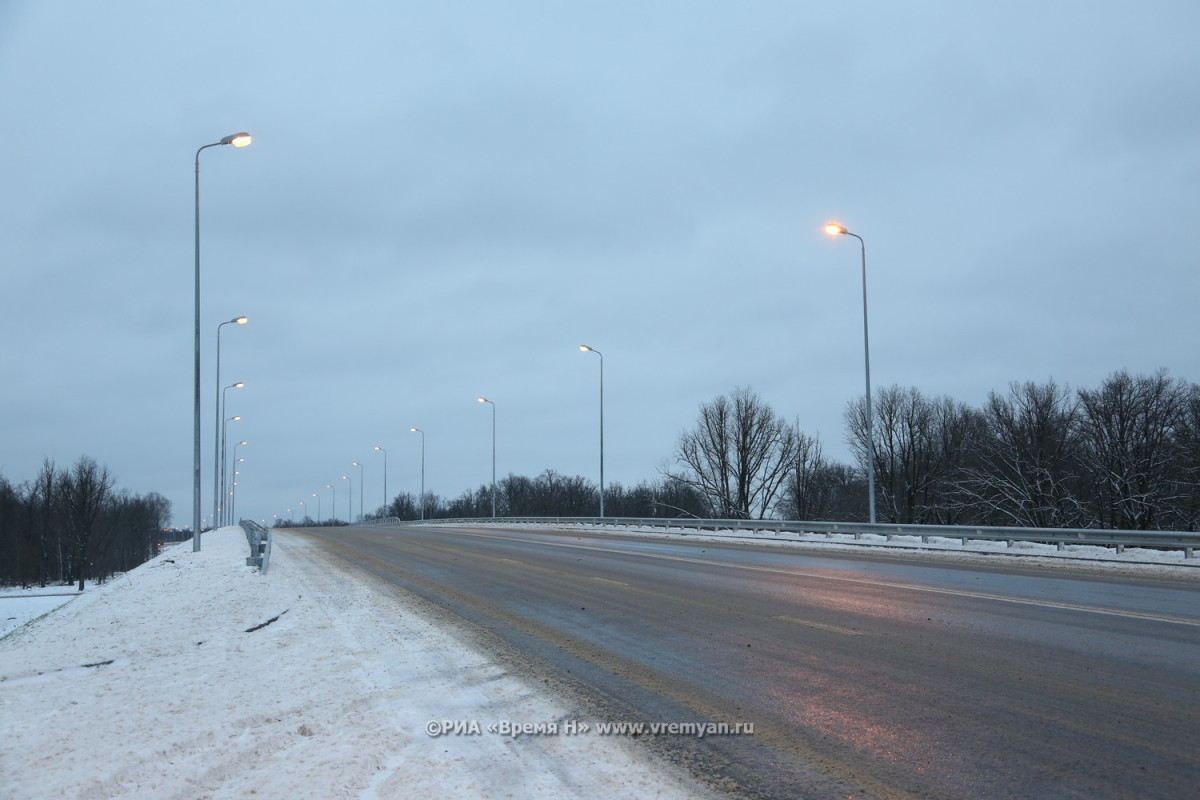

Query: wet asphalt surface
[295,524,1200,800]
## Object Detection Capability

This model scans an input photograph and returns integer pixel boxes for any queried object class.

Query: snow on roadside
[502,522,1200,577]
[0,527,714,800]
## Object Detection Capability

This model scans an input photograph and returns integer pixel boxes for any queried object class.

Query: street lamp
[579,345,605,517]
[825,221,877,524]
[477,397,496,518]
[193,131,251,551]
[212,316,247,530]
[299,500,307,523]
[373,445,388,516]
[352,461,364,521]
[220,412,241,525]
[313,492,320,525]
[410,427,425,520]
[326,483,335,524]
[219,379,243,522]
[230,442,247,524]
[342,475,353,523]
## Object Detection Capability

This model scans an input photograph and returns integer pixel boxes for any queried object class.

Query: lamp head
[824,222,848,236]
[234,316,248,325]
[220,132,252,147]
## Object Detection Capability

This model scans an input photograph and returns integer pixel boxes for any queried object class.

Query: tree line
[287,368,1198,532]
[0,457,172,589]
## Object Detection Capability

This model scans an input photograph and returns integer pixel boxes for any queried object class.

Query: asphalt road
[294,524,1200,800]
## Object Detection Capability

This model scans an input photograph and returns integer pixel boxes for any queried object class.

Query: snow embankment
[0,527,709,800]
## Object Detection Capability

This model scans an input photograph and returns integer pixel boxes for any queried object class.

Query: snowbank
[0,527,710,800]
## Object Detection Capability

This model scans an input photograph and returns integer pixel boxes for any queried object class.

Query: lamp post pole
[410,427,425,520]
[230,441,247,524]
[478,397,496,518]
[212,317,246,531]
[374,445,387,516]
[342,475,353,523]
[825,222,877,524]
[220,411,241,525]
[193,131,251,551]
[314,492,320,525]
[579,345,605,517]
[327,483,335,524]
[352,461,364,521]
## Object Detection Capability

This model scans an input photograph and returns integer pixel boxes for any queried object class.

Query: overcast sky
[2,1,1197,528]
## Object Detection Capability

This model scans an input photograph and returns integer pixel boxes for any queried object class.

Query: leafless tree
[667,387,797,519]
[846,386,977,523]
[958,380,1087,527]
[58,456,114,591]
[1077,369,1189,529]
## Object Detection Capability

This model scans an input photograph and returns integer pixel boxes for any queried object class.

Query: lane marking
[431,528,1200,629]
[772,616,866,636]
[590,577,629,587]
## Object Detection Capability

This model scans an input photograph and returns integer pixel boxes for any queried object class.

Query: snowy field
[0,527,713,800]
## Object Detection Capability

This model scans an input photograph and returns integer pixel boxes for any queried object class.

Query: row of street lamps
[295,346,604,526]
[191,131,877,536]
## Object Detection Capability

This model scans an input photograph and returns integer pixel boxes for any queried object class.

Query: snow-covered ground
[0,528,713,800]
[3,522,1195,800]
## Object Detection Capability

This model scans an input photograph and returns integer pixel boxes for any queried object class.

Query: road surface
[294,524,1200,799]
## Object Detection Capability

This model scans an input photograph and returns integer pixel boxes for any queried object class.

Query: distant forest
[0,457,171,589]
[289,369,1199,533]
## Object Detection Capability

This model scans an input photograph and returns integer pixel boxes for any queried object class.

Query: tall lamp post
[579,345,605,517]
[314,492,320,525]
[374,445,388,515]
[326,483,336,524]
[342,475,353,523]
[213,340,244,526]
[410,427,425,520]
[230,441,247,524]
[477,398,496,518]
[352,461,364,521]
[825,222,877,524]
[219,412,241,525]
[299,500,307,523]
[193,131,251,551]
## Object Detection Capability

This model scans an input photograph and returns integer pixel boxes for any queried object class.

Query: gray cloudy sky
[2,1,1197,527]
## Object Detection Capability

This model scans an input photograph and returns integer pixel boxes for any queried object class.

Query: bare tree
[1077,369,1189,529]
[776,427,833,520]
[958,380,1087,527]
[846,386,977,523]
[59,456,114,591]
[668,387,797,519]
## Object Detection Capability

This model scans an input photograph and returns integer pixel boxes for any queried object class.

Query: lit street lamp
[212,316,247,531]
[410,427,425,521]
[220,412,241,525]
[579,345,605,517]
[477,397,496,518]
[825,222,877,524]
[193,131,251,551]
[342,475,352,523]
[326,483,335,524]
[352,461,364,521]
[374,445,388,516]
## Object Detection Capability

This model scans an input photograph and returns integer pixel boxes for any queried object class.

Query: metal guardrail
[240,519,272,573]
[363,515,1199,558]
